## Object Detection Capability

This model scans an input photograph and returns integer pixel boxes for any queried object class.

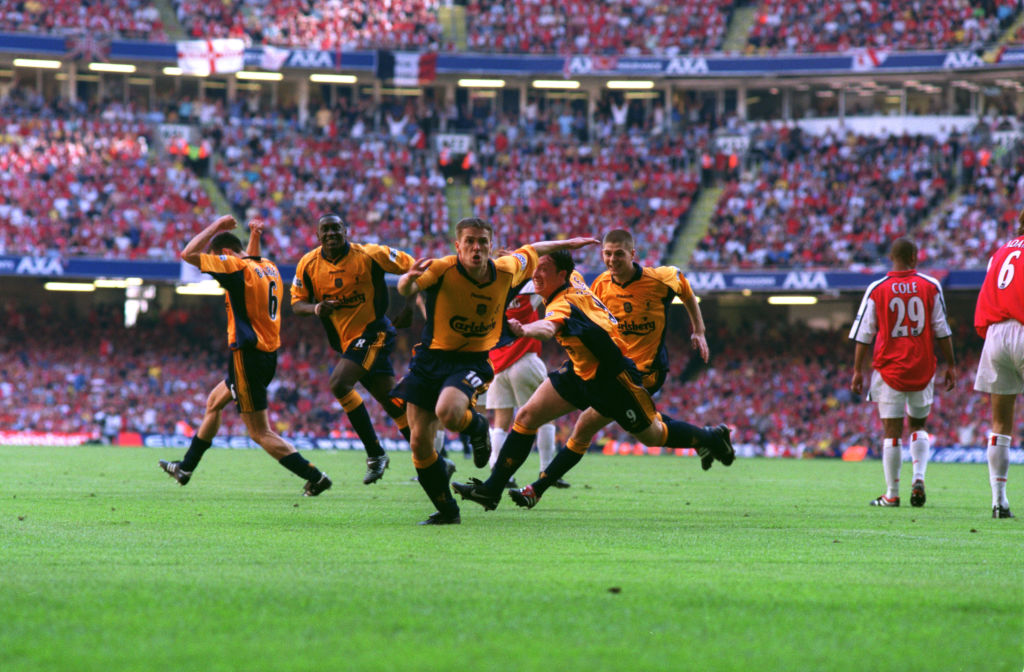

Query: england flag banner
[176,38,245,77]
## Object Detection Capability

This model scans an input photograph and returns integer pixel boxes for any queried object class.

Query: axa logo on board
[687,271,829,292]
[17,257,64,276]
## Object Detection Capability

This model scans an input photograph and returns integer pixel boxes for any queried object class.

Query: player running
[484,281,564,488]
[393,217,599,524]
[159,215,331,495]
[291,213,419,485]
[497,229,713,508]
[452,248,735,513]
[850,238,956,508]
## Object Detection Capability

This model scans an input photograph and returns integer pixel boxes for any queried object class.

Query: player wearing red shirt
[972,213,1024,518]
[484,284,565,488]
[850,238,955,509]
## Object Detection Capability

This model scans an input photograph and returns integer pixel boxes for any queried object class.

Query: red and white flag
[850,48,889,72]
[176,39,245,77]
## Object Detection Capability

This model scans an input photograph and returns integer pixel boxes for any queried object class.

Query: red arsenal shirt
[850,269,952,391]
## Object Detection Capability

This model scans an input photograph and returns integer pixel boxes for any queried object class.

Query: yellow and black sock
[180,436,212,472]
[663,418,712,448]
[338,391,384,458]
[279,453,322,481]
[483,425,536,492]
[533,439,587,496]
[414,452,459,517]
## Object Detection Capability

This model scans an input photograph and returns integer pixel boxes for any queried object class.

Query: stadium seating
[910,138,1024,267]
[747,0,1014,53]
[464,0,733,55]
[0,110,214,259]
[692,126,959,269]
[0,303,989,454]
[210,112,453,262]
[3,0,1020,55]
[469,127,699,270]
[172,0,444,50]
[0,0,166,40]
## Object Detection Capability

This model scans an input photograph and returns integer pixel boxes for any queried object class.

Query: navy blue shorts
[641,366,668,395]
[392,348,493,411]
[548,359,657,435]
[341,322,397,378]
[227,347,277,414]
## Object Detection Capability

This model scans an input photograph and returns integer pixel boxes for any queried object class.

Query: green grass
[2,446,1021,672]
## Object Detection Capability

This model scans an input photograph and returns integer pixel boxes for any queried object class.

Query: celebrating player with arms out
[452,248,735,513]
[496,229,714,508]
[160,214,331,495]
[291,213,419,485]
[394,217,599,524]
[971,208,1024,519]
[850,238,956,508]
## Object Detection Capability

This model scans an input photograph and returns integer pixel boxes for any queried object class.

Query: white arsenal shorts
[485,352,547,410]
[975,319,1024,395]
[869,370,933,419]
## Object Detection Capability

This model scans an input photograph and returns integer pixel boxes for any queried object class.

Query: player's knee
[634,423,663,446]
[513,405,541,431]
[329,377,354,399]
[436,405,464,430]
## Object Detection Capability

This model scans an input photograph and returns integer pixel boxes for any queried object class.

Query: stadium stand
[209,103,453,262]
[0,101,214,259]
[746,0,1018,53]
[690,124,1007,270]
[172,0,444,50]
[463,0,734,55]
[2,0,1021,55]
[0,302,990,454]
[0,0,167,40]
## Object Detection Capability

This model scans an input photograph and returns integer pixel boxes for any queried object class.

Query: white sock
[909,431,930,483]
[883,438,902,499]
[988,433,1011,509]
[536,423,557,472]
[488,427,507,470]
[433,429,446,456]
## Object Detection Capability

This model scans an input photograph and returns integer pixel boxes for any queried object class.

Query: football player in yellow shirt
[394,217,598,524]
[159,214,331,496]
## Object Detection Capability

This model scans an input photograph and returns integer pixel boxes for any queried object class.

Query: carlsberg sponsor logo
[449,316,497,337]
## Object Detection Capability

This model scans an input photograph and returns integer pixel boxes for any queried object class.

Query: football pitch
[2,446,1020,672]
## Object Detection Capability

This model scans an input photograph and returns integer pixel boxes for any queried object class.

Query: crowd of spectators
[463,0,733,55]
[0,0,166,40]
[210,98,454,262]
[0,94,213,260]
[693,124,960,270]
[0,300,996,458]
[173,0,444,50]
[747,0,1019,53]
[909,124,1024,267]
[6,87,1024,274]
[3,0,1024,55]
[471,119,700,270]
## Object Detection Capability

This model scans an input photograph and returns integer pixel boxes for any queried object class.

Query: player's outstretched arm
[397,258,433,297]
[509,317,559,342]
[680,294,709,363]
[245,218,265,257]
[181,214,237,266]
[529,237,601,256]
